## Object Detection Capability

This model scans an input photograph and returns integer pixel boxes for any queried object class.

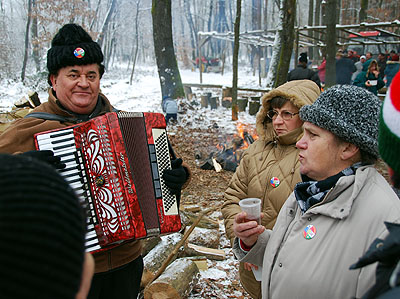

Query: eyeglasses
[266,110,299,121]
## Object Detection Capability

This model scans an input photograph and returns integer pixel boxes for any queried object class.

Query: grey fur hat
[299,84,381,157]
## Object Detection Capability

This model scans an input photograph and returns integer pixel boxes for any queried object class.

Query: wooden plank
[183,83,270,93]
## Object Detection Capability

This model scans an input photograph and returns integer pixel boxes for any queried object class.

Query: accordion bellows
[34,112,181,253]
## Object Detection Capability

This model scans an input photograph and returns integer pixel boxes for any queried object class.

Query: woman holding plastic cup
[232,85,400,299]
[353,59,385,95]
[221,80,320,298]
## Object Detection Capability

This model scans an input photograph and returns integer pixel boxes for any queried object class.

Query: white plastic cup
[252,266,263,281]
[239,198,261,224]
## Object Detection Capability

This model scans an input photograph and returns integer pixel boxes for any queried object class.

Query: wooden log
[142,236,162,257]
[237,98,248,112]
[179,209,219,229]
[200,95,208,108]
[141,206,218,290]
[183,243,226,261]
[184,227,220,249]
[222,87,232,98]
[141,233,183,287]
[249,101,261,115]
[183,85,192,99]
[221,97,232,108]
[143,258,200,299]
[209,96,218,109]
[28,91,41,107]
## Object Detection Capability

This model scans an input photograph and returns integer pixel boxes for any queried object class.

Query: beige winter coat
[221,80,320,298]
[234,166,400,299]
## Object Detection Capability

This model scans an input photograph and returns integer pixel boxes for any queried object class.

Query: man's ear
[340,142,360,161]
[50,74,57,90]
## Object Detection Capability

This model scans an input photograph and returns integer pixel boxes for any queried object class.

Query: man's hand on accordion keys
[21,150,66,170]
[162,158,188,197]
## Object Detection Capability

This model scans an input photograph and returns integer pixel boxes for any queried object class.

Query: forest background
[0,0,399,94]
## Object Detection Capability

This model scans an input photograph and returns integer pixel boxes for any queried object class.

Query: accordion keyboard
[36,130,101,252]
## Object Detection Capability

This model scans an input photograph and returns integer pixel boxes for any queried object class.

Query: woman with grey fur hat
[231,85,400,299]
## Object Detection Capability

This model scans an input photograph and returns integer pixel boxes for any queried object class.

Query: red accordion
[34,112,181,253]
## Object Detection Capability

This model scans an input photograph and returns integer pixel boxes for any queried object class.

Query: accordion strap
[25,107,120,123]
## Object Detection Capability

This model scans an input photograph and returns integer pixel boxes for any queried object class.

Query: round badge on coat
[74,47,85,58]
[270,177,280,188]
[303,225,316,239]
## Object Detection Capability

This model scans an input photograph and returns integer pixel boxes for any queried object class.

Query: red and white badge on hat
[74,47,85,58]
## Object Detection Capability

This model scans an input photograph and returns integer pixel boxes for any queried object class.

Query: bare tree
[129,0,141,85]
[266,0,296,88]
[359,0,368,22]
[232,0,242,121]
[325,0,337,87]
[152,0,184,99]
[21,0,33,82]
[96,0,117,47]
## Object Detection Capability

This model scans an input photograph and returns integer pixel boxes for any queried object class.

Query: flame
[235,122,258,149]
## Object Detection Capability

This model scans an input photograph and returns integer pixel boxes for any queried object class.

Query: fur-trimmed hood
[256,79,320,141]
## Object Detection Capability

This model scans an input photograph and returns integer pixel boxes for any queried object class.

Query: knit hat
[299,52,308,63]
[379,72,400,174]
[300,85,381,157]
[0,154,86,299]
[47,23,103,75]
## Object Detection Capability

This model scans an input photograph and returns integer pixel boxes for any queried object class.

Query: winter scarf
[294,163,361,213]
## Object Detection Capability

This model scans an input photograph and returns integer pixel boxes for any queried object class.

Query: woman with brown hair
[354,59,385,95]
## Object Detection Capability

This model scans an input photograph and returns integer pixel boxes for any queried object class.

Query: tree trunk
[129,0,141,85]
[143,258,199,299]
[325,0,337,88]
[184,0,197,61]
[268,0,297,88]
[308,0,314,60]
[21,0,32,82]
[152,0,185,99]
[96,0,117,47]
[231,0,241,121]
[359,0,368,23]
[31,0,39,72]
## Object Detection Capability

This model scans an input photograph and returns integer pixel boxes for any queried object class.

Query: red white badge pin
[74,47,85,58]
[270,177,280,188]
[303,225,316,239]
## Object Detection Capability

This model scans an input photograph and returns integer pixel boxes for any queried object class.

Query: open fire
[196,123,258,172]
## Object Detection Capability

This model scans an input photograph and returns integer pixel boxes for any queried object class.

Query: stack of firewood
[140,204,224,299]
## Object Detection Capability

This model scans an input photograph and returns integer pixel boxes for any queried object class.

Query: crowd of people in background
[320,49,399,91]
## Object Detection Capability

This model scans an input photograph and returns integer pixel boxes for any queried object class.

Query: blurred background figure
[287,52,320,87]
[385,53,400,87]
[352,55,366,83]
[336,50,356,85]
[354,59,385,95]
[162,95,178,125]
[0,154,93,299]
[317,56,326,85]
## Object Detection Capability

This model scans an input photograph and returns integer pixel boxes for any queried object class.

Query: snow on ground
[1,65,261,133]
[0,65,261,298]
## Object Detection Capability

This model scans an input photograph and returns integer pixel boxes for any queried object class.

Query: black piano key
[49,130,74,139]
[51,136,75,144]
[53,142,76,151]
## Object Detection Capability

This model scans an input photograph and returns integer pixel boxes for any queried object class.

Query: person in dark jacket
[287,52,320,87]
[336,51,356,85]
[385,54,400,87]
[354,60,385,95]
[0,23,191,299]
[351,71,400,299]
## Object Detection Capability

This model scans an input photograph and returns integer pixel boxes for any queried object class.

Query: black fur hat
[47,23,103,75]
[299,52,308,64]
